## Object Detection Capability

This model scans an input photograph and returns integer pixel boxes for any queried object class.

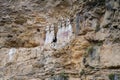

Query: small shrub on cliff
[59,71,69,80]
[109,74,120,80]
[109,74,114,80]
[85,46,93,57]
[80,69,85,75]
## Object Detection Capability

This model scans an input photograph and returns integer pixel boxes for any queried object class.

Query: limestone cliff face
[0,0,120,80]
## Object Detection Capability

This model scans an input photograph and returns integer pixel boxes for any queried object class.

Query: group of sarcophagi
[44,18,73,48]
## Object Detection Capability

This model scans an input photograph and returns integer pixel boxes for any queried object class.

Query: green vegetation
[109,74,114,80]
[86,46,93,54]
[109,74,120,80]
[59,71,69,80]
[80,69,85,75]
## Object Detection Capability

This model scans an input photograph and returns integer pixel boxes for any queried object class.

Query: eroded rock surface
[0,0,120,80]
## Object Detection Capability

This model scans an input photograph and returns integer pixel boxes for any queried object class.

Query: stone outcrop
[0,0,120,80]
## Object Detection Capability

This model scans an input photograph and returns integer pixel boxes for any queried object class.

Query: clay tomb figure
[66,18,73,41]
[8,48,16,60]
[64,21,69,41]
[61,20,66,42]
[57,21,63,43]
[65,19,69,41]
[49,24,55,43]
[45,26,50,44]
[57,23,61,43]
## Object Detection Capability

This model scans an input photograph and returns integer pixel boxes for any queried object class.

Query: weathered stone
[0,0,120,80]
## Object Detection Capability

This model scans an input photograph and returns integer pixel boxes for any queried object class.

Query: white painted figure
[66,18,73,41]
[45,26,50,44]
[57,22,62,43]
[65,20,69,41]
[8,48,16,60]
[49,24,55,43]
[61,20,66,42]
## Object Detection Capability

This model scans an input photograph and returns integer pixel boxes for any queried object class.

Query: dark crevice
[52,36,57,43]
[37,29,40,32]
[7,35,13,38]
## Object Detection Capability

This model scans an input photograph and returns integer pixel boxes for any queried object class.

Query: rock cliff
[0,0,120,80]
